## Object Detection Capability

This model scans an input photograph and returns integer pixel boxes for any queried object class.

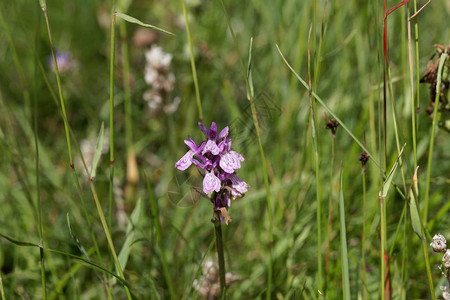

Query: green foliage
[0,0,449,299]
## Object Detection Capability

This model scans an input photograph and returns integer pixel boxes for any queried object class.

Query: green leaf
[339,169,351,299]
[66,213,89,259]
[246,37,254,100]
[115,12,175,36]
[379,144,405,199]
[0,233,38,247]
[409,167,422,239]
[90,122,104,179]
[118,198,142,271]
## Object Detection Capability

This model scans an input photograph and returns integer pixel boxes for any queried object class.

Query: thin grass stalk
[421,232,435,299]
[324,134,335,286]
[361,170,367,300]
[307,25,323,293]
[407,8,418,168]
[219,2,273,298]
[39,244,47,299]
[108,0,117,229]
[400,201,407,300]
[214,220,226,299]
[380,194,386,300]
[339,170,351,299]
[413,0,421,133]
[423,52,448,224]
[41,4,73,167]
[89,181,132,299]
[387,67,407,194]
[33,30,46,299]
[145,175,176,299]
[119,20,138,201]
[182,0,203,121]
[381,1,387,297]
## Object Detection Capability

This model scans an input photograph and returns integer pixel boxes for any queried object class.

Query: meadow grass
[0,0,449,299]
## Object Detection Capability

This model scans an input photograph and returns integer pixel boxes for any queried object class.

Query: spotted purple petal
[219,151,242,173]
[230,150,244,162]
[230,173,248,194]
[198,122,208,137]
[175,150,194,171]
[208,122,218,139]
[203,171,221,194]
[202,139,220,155]
[184,137,201,153]
[218,126,229,139]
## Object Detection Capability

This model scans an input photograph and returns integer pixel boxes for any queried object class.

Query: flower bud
[443,249,450,268]
[431,234,447,252]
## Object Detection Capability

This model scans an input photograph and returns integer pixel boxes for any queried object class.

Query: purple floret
[175,121,248,223]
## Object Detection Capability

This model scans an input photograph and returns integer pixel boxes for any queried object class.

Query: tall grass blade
[409,167,421,238]
[379,144,405,199]
[90,122,105,180]
[66,213,90,259]
[115,12,174,36]
[339,169,350,299]
[118,198,142,270]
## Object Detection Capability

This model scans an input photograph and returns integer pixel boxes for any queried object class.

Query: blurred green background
[0,0,449,298]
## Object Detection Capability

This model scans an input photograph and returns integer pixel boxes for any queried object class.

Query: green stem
[324,135,335,286]
[413,0,421,135]
[380,195,386,300]
[406,8,418,168]
[89,181,132,299]
[308,27,322,291]
[421,235,435,299]
[39,243,47,300]
[214,220,226,299]
[423,52,448,225]
[42,7,73,167]
[182,0,203,121]
[361,171,367,300]
[108,0,117,230]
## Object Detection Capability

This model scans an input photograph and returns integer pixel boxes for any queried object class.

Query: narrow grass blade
[66,213,90,259]
[118,198,142,271]
[181,0,203,121]
[409,167,421,238]
[246,37,254,100]
[115,12,174,36]
[47,249,130,287]
[0,233,39,247]
[338,169,350,299]
[379,144,405,199]
[90,122,105,179]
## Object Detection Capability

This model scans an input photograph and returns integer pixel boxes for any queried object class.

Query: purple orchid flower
[175,121,248,224]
